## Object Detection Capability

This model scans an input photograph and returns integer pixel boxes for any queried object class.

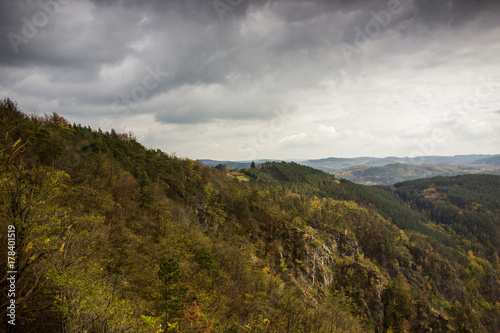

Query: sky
[1,0,499,161]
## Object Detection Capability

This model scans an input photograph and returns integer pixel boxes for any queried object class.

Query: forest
[1,98,499,333]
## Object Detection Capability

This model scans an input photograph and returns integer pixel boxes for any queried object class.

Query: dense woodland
[1,98,499,332]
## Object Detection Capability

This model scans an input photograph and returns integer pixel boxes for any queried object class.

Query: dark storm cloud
[412,0,500,28]
[2,0,499,65]
[1,0,499,159]
[0,1,145,69]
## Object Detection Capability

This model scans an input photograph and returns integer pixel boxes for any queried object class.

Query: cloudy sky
[1,0,499,160]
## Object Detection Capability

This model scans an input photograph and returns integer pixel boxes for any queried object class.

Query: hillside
[1,98,499,333]
[391,175,500,253]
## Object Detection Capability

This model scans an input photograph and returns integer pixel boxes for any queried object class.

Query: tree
[214,164,229,176]
[158,257,188,325]
[137,167,152,208]
[251,161,256,169]
[182,301,213,333]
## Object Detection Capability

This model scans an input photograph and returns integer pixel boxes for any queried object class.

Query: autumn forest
[1,98,499,333]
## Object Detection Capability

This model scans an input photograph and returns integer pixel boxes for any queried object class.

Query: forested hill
[391,175,500,254]
[1,98,499,333]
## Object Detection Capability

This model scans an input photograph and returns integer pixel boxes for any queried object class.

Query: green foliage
[240,166,276,184]
[158,257,189,323]
[392,175,500,253]
[215,163,229,175]
[196,248,217,271]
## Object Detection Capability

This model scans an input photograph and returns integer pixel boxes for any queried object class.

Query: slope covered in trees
[1,99,499,332]
[390,175,500,257]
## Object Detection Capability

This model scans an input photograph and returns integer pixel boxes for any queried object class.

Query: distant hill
[199,159,287,170]
[300,154,500,172]
[471,154,500,167]
[199,159,253,170]
[200,155,500,185]
[336,163,500,185]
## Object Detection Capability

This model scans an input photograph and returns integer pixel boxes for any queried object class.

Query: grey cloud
[0,1,143,74]
[152,83,290,124]
[412,0,500,29]
[1,0,499,159]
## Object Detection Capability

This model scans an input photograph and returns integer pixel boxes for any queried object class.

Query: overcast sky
[1,0,499,160]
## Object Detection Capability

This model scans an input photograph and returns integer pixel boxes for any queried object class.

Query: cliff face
[259,213,458,333]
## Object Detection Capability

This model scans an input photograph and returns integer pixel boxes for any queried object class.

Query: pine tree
[158,257,188,324]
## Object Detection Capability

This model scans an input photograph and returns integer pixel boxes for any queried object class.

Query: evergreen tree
[158,257,188,324]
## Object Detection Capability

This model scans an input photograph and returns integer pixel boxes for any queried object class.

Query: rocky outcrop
[258,216,456,332]
[413,306,455,333]
[282,228,387,332]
